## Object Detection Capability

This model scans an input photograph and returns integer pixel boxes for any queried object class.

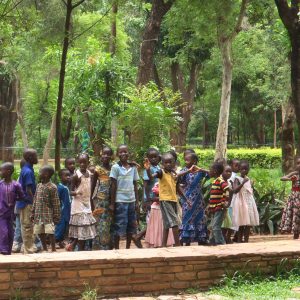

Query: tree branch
[1,0,25,19]
[275,0,296,34]
[230,0,249,40]
[187,62,200,99]
[61,0,67,6]
[72,0,85,9]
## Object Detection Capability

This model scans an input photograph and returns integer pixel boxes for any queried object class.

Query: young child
[68,154,96,251]
[280,157,300,239]
[0,163,25,255]
[55,169,72,248]
[180,153,209,246]
[231,161,259,243]
[17,148,39,254]
[31,165,61,252]
[65,158,76,177]
[208,162,229,245]
[221,165,233,243]
[91,146,114,250]
[110,145,140,249]
[144,153,193,247]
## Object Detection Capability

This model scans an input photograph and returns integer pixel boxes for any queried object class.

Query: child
[280,157,300,239]
[55,169,72,248]
[0,162,25,255]
[231,161,259,243]
[91,146,114,250]
[144,153,193,247]
[68,154,96,251]
[180,153,209,246]
[31,165,61,252]
[17,148,38,254]
[110,145,140,249]
[221,165,233,243]
[65,158,76,176]
[208,162,229,245]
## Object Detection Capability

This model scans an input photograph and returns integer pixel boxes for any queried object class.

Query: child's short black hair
[65,157,75,164]
[161,152,175,163]
[228,158,239,166]
[78,153,89,160]
[1,162,14,174]
[211,162,224,176]
[168,149,177,162]
[186,152,199,164]
[41,165,55,177]
[184,149,195,156]
[117,144,128,152]
[146,147,159,157]
[58,168,70,178]
[102,145,114,155]
[239,160,250,169]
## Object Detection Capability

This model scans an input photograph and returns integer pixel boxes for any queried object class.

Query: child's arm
[30,185,38,222]
[134,180,140,222]
[110,178,117,212]
[15,182,26,201]
[232,177,248,194]
[176,182,191,207]
[144,159,162,179]
[90,170,99,211]
[52,187,61,225]
[70,173,80,196]
[281,171,298,181]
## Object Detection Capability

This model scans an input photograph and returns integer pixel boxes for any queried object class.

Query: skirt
[145,207,174,248]
[69,213,96,240]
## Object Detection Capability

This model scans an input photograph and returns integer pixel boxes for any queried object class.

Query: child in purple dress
[0,162,25,255]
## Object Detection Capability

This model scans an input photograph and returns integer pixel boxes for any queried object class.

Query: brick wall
[1,241,300,300]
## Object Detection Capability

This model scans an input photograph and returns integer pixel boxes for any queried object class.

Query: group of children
[1,145,300,255]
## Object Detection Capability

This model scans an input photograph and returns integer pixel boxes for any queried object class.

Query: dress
[280,175,300,234]
[231,176,259,227]
[179,169,208,243]
[69,170,96,240]
[0,180,24,255]
[92,165,112,250]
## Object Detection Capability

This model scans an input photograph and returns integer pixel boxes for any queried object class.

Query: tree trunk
[281,100,295,174]
[215,39,233,160]
[274,110,277,148]
[16,82,28,148]
[136,0,174,86]
[42,114,56,165]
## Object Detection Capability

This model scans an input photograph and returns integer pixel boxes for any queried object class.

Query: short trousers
[160,200,179,229]
[114,202,137,238]
[34,223,55,235]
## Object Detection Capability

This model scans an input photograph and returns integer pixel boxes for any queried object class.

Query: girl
[91,146,114,250]
[0,162,25,255]
[231,161,259,243]
[67,154,96,251]
[280,157,300,239]
[179,153,209,246]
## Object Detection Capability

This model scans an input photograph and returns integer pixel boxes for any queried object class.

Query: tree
[55,0,86,171]
[214,0,249,160]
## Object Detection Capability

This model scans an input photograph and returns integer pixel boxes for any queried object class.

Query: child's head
[295,157,300,172]
[117,144,129,163]
[184,153,198,168]
[78,153,89,173]
[101,146,113,165]
[168,149,177,162]
[239,160,250,177]
[59,168,71,185]
[229,158,240,173]
[65,158,76,174]
[184,149,195,159]
[161,153,175,171]
[146,148,160,166]
[0,162,14,180]
[20,158,26,169]
[222,165,232,181]
[23,148,38,165]
[39,165,55,182]
[209,162,224,178]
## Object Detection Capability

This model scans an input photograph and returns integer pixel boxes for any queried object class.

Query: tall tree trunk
[274,110,277,148]
[136,0,174,86]
[214,0,248,161]
[16,82,28,148]
[42,114,56,165]
[281,100,295,174]
[55,0,85,171]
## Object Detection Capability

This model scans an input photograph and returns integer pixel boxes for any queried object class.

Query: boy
[55,169,71,248]
[17,148,38,254]
[110,145,140,249]
[31,165,60,252]
[65,158,76,176]
[208,162,230,245]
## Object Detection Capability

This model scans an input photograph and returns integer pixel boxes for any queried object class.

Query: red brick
[168,261,187,266]
[29,271,56,279]
[134,267,156,274]
[0,273,10,282]
[13,280,39,289]
[156,266,184,273]
[0,283,9,291]
[132,282,170,292]
[39,278,85,288]
[130,263,150,267]
[58,270,78,279]
[103,268,133,275]
[175,272,197,281]
[90,264,115,269]
[12,272,28,281]
[79,270,101,277]
[127,274,153,284]
[99,276,127,286]
[184,265,194,271]
[171,281,191,289]
[151,262,166,267]
[197,271,210,279]
[209,270,224,278]
[153,273,175,282]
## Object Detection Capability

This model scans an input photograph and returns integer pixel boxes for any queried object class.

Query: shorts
[114,202,137,238]
[160,200,179,229]
[34,223,55,235]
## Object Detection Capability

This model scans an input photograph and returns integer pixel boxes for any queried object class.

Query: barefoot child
[91,146,114,250]
[231,161,259,243]
[55,169,72,248]
[110,145,140,249]
[280,157,300,239]
[68,154,96,251]
[31,165,61,252]
[0,163,25,255]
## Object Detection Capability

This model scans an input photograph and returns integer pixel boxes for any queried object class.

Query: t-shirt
[110,162,139,203]
[159,170,177,202]
[16,163,36,209]
[209,176,229,213]
[57,183,71,222]
[143,165,160,201]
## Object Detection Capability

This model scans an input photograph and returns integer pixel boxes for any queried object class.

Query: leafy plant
[80,284,98,300]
